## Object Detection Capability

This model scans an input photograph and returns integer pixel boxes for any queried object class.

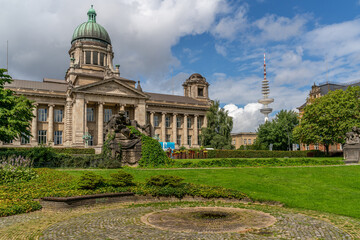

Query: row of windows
[154,116,202,129]
[243,139,252,145]
[38,109,63,122]
[37,108,130,123]
[85,51,106,66]
[37,130,63,145]
[155,134,200,146]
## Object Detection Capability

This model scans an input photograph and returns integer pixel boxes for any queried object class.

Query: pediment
[73,78,147,98]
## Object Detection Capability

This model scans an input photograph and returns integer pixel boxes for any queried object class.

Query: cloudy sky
[2,0,360,133]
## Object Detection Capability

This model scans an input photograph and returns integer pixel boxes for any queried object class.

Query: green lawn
[62,165,360,218]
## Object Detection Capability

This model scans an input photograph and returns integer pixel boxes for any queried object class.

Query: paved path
[0,202,356,240]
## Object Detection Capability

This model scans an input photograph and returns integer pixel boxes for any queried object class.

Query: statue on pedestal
[343,126,360,163]
[104,110,150,166]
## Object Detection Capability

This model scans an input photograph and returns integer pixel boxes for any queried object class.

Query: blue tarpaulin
[160,142,175,150]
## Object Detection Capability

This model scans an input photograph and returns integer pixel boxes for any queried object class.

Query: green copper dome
[71,5,111,45]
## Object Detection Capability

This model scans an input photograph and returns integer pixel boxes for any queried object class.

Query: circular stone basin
[141,207,277,233]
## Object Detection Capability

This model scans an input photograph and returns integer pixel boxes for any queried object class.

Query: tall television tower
[258,53,274,122]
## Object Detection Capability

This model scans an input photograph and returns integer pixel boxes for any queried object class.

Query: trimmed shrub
[207,150,325,158]
[172,157,344,168]
[146,175,184,187]
[0,147,95,155]
[109,170,134,187]
[78,172,105,189]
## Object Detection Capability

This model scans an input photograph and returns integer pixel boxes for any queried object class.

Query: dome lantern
[87,5,97,22]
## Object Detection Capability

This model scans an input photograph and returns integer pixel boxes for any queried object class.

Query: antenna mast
[258,53,274,122]
[6,40,8,73]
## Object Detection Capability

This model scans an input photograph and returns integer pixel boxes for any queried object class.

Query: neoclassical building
[4,6,211,152]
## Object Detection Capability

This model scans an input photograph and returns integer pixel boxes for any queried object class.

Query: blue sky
[1,0,360,132]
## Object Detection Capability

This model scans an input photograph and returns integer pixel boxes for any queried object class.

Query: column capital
[184,113,189,117]
[150,111,156,114]
[172,112,178,116]
[162,112,167,115]
[33,103,39,107]
[194,114,199,117]
[97,101,105,106]
[48,104,55,108]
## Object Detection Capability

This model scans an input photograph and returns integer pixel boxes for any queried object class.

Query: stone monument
[343,126,360,163]
[104,110,150,166]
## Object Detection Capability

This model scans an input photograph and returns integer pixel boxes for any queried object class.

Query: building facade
[231,132,257,149]
[3,6,211,152]
[298,81,360,152]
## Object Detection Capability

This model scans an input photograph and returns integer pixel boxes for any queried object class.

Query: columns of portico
[203,115,207,128]
[172,113,177,145]
[135,100,146,126]
[98,102,104,146]
[150,111,155,137]
[48,104,54,145]
[183,114,189,148]
[193,114,199,147]
[161,112,166,142]
[119,104,125,112]
[31,104,38,145]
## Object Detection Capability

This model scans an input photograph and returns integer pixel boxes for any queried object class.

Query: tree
[0,69,34,143]
[256,110,299,150]
[293,86,360,155]
[200,100,234,149]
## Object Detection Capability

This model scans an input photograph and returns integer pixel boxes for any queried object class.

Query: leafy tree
[293,86,360,155]
[200,100,234,149]
[0,69,34,143]
[256,110,299,150]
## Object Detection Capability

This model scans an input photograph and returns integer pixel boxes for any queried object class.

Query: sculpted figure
[345,126,360,145]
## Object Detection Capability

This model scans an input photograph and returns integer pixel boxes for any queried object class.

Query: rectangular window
[188,135,192,146]
[100,53,105,66]
[198,135,201,146]
[305,144,310,150]
[165,116,171,128]
[87,108,94,122]
[54,109,63,122]
[38,130,47,144]
[232,140,236,145]
[154,115,159,127]
[93,51,98,65]
[248,139,252,144]
[197,118,202,129]
[85,51,91,64]
[4,139,13,144]
[54,131,63,145]
[125,110,130,118]
[198,87,204,97]
[177,135,181,146]
[187,117,192,129]
[243,139,247,145]
[104,109,112,123]
[38,108,47,122]
[21,134,30,145]
[315,144,319,150]
[176,117,181,128]
[165,134,171,142]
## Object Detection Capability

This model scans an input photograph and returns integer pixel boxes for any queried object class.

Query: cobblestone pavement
[0,202,356,240]
[39,204,352,240]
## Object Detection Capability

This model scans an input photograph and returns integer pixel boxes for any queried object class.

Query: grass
[62,165,360,219]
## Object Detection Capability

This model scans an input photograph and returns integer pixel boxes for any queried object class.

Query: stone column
[193,114,199,147]
[84,101,88,133]
[98,102,104,146]
[203,115,208,128]
[173,113,177,145]
[65,98,73,146]
[31,104,38,145]
[150,111,155,137]
[183,114,189,148]
[161,112,166,142]
[135,100,146,125]
[48,104,54,145]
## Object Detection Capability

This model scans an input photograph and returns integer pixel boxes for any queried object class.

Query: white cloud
[224,103,264,132]
[211,4,248,40]
[215,44,227,56]
[252,14,310,42]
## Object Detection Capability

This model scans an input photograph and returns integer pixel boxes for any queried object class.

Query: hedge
[207,150,325,158]
[0,147,95,155]
[172,158,344,168]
